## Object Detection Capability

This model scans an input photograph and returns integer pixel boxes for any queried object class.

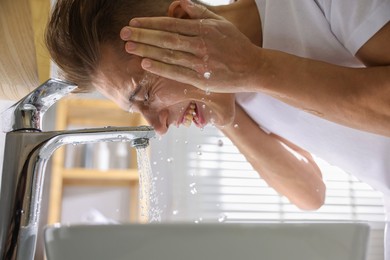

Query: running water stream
[136,147,162,223]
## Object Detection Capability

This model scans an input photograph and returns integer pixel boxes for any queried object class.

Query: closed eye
[143,90,150,105]
[129,84,142,103]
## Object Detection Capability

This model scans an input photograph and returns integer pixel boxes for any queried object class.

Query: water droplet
[153,161,157,165]
[190,187,198,194]
[197,151,202,156]
[167,157,174,163]
[218,214,227,223]
[197,145,201,149]
[189,183,196,188]
[217,139,224,147]
[202,104,206,109]
[172,210,179,215]
[234,124,239,128]
[184,89,188,95]
[184,140,188,145]
[204,72,211,80]
[194,220,199,224]
[205,88,211,95]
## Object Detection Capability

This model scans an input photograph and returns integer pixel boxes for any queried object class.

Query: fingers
[125,42,206,73]
[121,26,204,54]
[141,58,205,89]
[125,0,222,34]
[127,17,201,36]
[179,0,221,20]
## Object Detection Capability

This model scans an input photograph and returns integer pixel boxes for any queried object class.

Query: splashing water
[218,214,227,223]
[136,147,162,223]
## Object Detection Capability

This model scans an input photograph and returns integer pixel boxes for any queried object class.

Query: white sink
[44,222,369,260]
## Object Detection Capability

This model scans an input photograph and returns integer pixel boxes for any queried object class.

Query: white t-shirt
[236,0,390,195]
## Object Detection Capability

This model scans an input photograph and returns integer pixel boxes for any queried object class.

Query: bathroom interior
[0,0,387,259]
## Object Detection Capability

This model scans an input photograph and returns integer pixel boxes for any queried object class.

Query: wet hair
[45,0,172,91]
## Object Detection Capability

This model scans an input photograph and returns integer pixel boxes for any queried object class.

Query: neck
[211,0,262,46]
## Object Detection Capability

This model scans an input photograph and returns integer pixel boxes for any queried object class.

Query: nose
[142,109,169,136]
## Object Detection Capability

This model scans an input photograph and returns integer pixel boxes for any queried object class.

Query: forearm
[220,104,326,210]
[252,48,390,136]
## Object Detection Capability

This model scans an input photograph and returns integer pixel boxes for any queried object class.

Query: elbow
[294,184,326,211]
[298,196,325,211]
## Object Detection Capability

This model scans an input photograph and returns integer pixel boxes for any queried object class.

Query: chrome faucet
[0,79,155,260]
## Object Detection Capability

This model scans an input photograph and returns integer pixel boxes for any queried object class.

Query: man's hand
[120,0,262,93]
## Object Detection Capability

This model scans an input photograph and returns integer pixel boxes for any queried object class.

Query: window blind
[151,125,386,260]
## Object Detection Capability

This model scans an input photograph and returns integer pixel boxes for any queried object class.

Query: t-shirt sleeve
[320,0,390,55]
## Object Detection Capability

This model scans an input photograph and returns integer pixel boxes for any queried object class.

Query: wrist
[241,46,268,93]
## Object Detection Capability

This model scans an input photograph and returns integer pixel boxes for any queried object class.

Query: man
[47,0,327,210]
[120,0,390,137]
[46,0,390,255]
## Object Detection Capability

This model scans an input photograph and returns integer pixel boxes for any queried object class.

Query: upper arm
[356,21,390,67]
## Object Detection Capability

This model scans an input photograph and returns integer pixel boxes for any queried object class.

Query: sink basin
[44,222,369,260]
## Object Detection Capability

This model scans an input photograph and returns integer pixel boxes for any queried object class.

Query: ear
[168,1,190,18]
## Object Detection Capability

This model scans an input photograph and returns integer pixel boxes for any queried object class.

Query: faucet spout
[1,78,77,133]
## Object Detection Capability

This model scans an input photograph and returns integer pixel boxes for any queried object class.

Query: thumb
[180,0,223,20]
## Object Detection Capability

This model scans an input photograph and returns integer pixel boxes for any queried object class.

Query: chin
[216,115,235,128]
[213,107,235,128]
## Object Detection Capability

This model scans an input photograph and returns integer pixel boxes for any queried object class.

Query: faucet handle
[1,78,77,132]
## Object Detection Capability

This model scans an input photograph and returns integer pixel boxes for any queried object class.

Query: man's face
[93,45,235,135]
